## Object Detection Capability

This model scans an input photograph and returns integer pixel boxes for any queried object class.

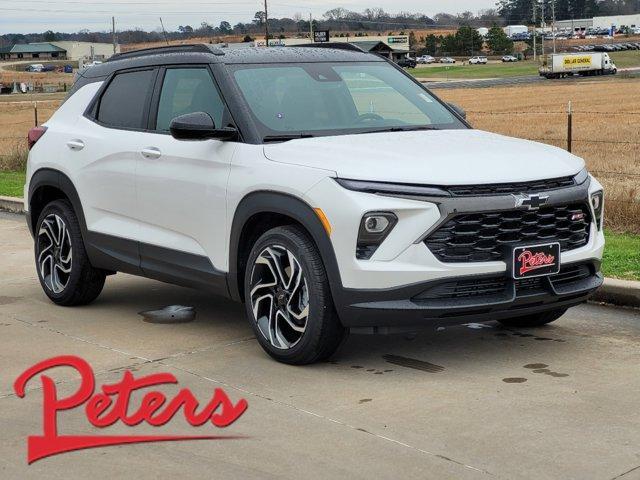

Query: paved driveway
[1,211,639,479]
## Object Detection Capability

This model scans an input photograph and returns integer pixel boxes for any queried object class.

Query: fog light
[364,215,390,234]
[357,212,397,260]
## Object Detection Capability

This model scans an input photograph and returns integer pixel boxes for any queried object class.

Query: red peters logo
[517,250,556,276]
[13,355,248,464]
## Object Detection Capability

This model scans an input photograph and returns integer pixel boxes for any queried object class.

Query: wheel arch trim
[28,168,88,241]
[228,191,343,303]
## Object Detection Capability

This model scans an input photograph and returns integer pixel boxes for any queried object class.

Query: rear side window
[155,68,225,132]
[97,69,155,129]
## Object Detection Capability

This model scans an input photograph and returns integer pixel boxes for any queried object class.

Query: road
[1,211,639,479]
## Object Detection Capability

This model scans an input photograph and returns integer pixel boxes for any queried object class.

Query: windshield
[230,62,466,140]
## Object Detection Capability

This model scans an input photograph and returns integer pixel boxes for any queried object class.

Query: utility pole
[532,2,537,61]
[112,16,116,55]
[159,17,169,45]
[264,0,269,45]
[309,13,313,41]
[541,0,545,57]
[552,0,556,54]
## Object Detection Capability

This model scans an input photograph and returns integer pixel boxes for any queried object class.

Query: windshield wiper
[263,133,314,143]
[364,125,441,134]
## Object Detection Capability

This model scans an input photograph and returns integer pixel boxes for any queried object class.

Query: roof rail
[293,42,366,53]
[107,44,224,62]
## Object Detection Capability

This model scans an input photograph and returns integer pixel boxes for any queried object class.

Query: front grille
[413,263,594,301]
[550,264,592,287]
[515,277,545,294]
[425,204,591,263]
[415,277,507,300]
[447,176,575,196]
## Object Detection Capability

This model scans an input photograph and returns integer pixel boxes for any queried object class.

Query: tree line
[0,2,638,47]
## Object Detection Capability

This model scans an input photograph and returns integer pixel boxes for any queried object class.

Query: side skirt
[86,231,229,298]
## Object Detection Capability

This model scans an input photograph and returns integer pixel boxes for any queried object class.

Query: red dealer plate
[512,243,561,280]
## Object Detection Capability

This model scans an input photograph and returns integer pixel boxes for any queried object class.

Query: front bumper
[334,260,603,329]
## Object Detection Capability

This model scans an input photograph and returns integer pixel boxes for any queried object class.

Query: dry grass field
[0,78,638,232]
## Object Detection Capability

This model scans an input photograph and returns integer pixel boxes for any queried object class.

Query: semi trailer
[539,52,617,79]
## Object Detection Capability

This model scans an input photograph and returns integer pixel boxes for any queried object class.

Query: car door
[72,67,158,272]
[134,65,237,283]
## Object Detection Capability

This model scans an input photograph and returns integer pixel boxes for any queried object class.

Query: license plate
[512,243,561,279]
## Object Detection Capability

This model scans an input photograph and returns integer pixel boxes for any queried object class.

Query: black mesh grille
[447,176,575,196]
[550,264,592,287]
[415,277,507,300]
[413,263,594,301]
[425,204,591,263]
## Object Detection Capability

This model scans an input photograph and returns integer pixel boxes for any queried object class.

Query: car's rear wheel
[35,200,106,306]
[497,308,568,328]
[244,225,346,365]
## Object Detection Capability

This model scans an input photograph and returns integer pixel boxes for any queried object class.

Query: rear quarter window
[96,69,156,129]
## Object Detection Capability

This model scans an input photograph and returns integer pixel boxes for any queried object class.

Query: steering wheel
[357,113,385,123]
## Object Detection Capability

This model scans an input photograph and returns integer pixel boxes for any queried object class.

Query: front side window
[97,69,155,129]
[230,62,465,140]
[156,68,225,132]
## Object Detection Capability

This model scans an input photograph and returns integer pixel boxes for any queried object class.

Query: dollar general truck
[539,52,617,79]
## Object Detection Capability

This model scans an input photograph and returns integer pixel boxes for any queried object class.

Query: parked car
[25,45,605,364]
[502,55,518,62]
[469,56,488,65]
[440,57,456,63]
[416,55,435,64]
[42,65,57,72]
[25,64,45,72]
[397,57,417,68]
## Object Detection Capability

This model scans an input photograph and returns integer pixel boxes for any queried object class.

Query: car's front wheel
[35,199,106,306]
[497,308,568,328]
[244,226,346,365]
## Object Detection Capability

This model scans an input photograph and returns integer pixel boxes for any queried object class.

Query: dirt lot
[1,210,639,479]
[0,78,638,230]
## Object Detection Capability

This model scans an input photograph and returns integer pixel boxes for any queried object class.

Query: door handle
[141,147,162,159]
[66,139,85,151]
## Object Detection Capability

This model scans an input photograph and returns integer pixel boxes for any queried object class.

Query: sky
[0,0,498,34]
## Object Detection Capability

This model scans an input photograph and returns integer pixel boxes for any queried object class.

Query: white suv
[469,56,488,64]
[25,45,605,364]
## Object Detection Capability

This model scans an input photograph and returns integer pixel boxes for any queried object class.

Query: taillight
[28,126,47,150]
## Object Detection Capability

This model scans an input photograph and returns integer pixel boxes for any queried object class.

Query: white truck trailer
[539,52,617,79]
[503,25,529,37]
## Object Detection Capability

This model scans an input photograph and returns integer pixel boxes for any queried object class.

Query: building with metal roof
[0,41,119,61]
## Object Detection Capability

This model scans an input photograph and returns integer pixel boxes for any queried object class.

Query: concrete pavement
[1,211,640,479]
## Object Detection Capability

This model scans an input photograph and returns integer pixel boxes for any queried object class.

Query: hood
[263,129,585,185]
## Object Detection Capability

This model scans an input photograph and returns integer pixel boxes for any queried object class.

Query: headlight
[356,212,397,260]
[574,168,589,185]
[590,190,604,231]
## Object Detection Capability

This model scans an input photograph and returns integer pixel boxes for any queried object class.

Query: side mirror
[447,102,467,120]
[169,112,238,141]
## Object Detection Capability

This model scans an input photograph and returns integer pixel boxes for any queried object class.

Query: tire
[244,225,346,365]
[497,308,567,328]
[34,199,106,306]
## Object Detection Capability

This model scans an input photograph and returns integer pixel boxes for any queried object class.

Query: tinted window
[231,62,463,139]
[97,69,155,129]
[156,68,224,132]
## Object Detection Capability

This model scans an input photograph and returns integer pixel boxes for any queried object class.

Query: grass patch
[412,62,539,79]
[609,50,640,69]
[0,170,25,198]
[603,231,640,281]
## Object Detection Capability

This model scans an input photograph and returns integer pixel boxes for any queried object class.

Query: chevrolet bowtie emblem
[513,193,549,211]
